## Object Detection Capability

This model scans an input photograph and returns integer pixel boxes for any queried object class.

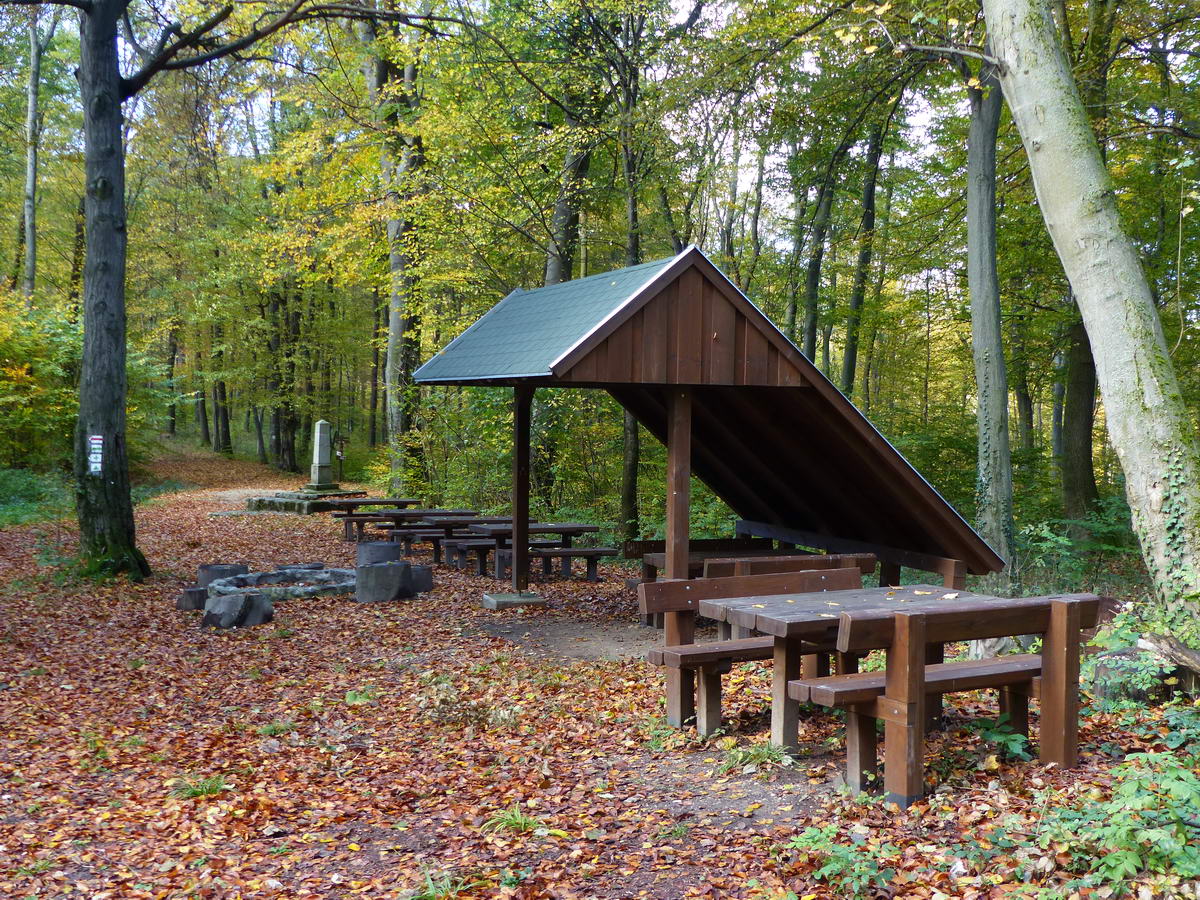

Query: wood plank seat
[789,655,1043,706]
[787,594,1099,807]
[447,539,561,574]
[648,636,774,668]
[639,567,863,736]
[528,546,618,582]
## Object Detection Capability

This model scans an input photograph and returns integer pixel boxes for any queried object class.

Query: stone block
[202,591,274,629]
[177,586,208,611]
[198,563,249,588]
[409,565,434,593]
[481,592,546,611]
[356,561,416,602]
[357,542,403,566]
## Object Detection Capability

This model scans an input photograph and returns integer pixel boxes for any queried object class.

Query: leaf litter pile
[1,448,1196,899]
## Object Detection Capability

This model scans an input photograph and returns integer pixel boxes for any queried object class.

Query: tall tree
[983,0,1200,621]
[20,7,59,300]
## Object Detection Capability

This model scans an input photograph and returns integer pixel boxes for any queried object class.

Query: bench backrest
[703,553,877,579]
[623,536,771,558]
[639,567,863,615]
[835,593,1101,653]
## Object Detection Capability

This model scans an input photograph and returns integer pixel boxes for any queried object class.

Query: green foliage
[787,823,897,897]
[256,720,295,737]
[0,468,71,526]
[1040,750,1200,883]
[480,804,544,834]
[965,714,1031,761]
[170,775,231,799]
[716,741,794,775]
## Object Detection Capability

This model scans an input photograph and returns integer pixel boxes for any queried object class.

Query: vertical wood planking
[643,287,667,382]
[744,326,769,383]
[709,279,737,383]
[629,308,644,382]
[607,312,633,381]
[676,268,704,382]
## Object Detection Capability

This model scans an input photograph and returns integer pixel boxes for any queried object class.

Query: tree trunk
[621,409,640,542]
[73,0,149,578]
[840,123,884,397]
[1061,318,1099,537]
[1009,308,1035,452]
[196,380,211,446]
[984,0,1200,617]
[368,291,380,447]
[966,68,1014,593]
[67,194,85,317]
[253,407,268,464]
[165,328,178,435]
[22,14,54,301]
[544,130,591,286]
[802,177,834,359]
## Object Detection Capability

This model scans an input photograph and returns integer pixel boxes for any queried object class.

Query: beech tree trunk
[840,123,884,397]
[73,0,149,578]
[801,177,834,360]
[966,68,1014,592]
[984,0,1200,617]
[544,130,591,287]
[1061,318,1099,537]
[22,12,58,300]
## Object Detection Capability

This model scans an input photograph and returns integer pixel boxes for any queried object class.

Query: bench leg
[585,558,600,582]
[926,643,945,731]
[432,540,442,564]
[732,624,754,639]
[845,706,878,793]
[717,622,732,640]
[542,555,553,577]
[474,551,488,577]
[771,637,802,754]
[999,686,1030,751]
[343,521,353,541]
[664,611,695,727]
[696,664,723,737]
[642,562,658,583]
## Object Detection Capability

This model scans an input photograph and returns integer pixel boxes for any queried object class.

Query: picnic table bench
[639,567,864,734]
[421,516,511,564]
[469,522,609,580]
[789,593,1100,805]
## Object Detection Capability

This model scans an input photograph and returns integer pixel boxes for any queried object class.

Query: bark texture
[74,0,150,578]
[984,0,1200,615]
[966,70,1014,592]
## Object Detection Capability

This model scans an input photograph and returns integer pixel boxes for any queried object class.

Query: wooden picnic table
[326,497,420,512]
[468,522,600,578]
[420,516,512,564]
[698,583,988,753]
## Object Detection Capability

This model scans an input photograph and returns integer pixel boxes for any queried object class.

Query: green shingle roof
[414,254,677,383]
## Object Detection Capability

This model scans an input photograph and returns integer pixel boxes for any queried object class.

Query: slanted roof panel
[413,256,676,383]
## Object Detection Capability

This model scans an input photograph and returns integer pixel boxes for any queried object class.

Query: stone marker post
[306,419,338,490]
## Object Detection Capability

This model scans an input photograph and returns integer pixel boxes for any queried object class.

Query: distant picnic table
[468,522,600,578]
[326,497,420,512]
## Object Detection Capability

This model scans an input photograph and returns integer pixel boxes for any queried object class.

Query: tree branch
[0,0,91,11]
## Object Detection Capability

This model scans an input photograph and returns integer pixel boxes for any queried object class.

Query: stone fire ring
[207,565,356,601]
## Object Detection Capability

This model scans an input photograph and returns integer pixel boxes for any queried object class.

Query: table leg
[560,534,573,578]
[432,533,444,564]
[493,540,506,578]
[925,643,944,730]
[771,636,803,754]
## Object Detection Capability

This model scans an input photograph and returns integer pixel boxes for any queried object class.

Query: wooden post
[771,636,802,753]
[884,611,926,807]
[879,561,901,587]
[1040,599,1081,766]
[512,384,533,594]
[664,388,694,726]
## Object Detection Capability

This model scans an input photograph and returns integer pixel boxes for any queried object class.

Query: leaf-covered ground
[0,447,1194,899]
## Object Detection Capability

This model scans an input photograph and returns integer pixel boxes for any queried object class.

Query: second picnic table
[698,583,986,752]
[468,522,600,578]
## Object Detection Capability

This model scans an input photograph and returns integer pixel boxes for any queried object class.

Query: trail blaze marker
[88,435,103,475]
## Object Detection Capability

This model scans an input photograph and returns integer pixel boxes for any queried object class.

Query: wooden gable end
[557,265,808,386]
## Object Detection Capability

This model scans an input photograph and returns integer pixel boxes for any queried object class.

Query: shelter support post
[512,384,533,593]
[665,387,694,726]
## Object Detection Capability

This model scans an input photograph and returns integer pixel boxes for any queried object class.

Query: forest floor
[0,445,1196,899]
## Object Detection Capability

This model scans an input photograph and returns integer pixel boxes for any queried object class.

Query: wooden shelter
[414,246,1004,595]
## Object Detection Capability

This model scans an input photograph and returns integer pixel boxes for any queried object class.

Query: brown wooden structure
[414,247,1004,720]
